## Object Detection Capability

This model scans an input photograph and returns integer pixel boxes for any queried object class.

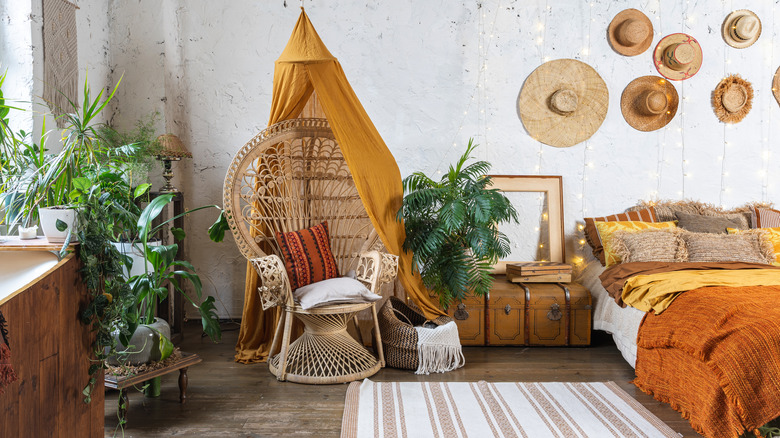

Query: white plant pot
[111,240,163,278]
[39,207,77,243]
[108,318,171,366]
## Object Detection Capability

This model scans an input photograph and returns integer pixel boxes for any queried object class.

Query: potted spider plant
[397,139,518,308]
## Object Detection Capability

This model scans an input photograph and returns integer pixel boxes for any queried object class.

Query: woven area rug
[341,379,680,438]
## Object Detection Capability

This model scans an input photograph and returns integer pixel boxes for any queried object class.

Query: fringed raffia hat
[712,74,753,124]
[608,9,654,56]
[722,10,761,49]
[653,33,703,81]
[621,76,679,132]
[518,59,608,148]
[772,66,780,107]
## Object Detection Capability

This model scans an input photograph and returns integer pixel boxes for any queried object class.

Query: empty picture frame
[489,175,565,274]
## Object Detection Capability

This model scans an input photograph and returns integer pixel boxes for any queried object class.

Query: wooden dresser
[0,247,103,437]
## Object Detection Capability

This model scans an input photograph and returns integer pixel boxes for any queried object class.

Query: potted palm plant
[397,139,518,307]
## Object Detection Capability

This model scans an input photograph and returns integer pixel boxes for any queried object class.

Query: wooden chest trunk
[446,276,592,346]
[445,294,486,346]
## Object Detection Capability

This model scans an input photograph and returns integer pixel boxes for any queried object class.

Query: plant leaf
[157,333,174,361]
[208,210,229,242]
[198,295,221,342]
[137,194,173,241]
[133,183,151,199]
[170,227,186,241]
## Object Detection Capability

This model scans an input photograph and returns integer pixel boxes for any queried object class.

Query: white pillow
[294,277,381,310]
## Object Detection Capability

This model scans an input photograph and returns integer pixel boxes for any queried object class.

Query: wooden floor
[104,322,699,437]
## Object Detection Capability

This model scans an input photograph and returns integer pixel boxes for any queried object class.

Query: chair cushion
[294,277,381,310]
[276,221,340,290]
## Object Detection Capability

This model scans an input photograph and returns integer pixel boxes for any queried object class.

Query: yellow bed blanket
[622,269,780,314]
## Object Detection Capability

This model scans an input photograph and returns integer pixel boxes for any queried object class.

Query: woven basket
[378,297,454,370]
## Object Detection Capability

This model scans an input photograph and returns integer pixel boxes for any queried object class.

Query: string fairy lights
[575,0,595,268]
[435,0,502,176]
[434,0,776,266]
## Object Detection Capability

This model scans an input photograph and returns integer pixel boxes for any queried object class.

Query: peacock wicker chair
[223,118,399,384]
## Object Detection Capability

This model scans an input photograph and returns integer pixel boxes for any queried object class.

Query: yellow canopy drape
[234,9,444,364]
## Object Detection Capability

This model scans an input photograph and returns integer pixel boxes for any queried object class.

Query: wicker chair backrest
[224,118,374,276]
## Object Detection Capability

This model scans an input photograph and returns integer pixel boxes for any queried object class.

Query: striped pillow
[584,208,658,266]
[276,222,340,290]
[751,207,780,228]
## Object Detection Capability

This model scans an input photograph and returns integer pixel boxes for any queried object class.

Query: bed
[581,259,644,368]
[582,201,780,438]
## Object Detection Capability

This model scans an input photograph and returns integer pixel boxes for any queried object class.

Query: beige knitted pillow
[611,228,687,264]
[681,230,774,264]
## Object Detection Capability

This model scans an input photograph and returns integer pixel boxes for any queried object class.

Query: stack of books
[506,261,572,283]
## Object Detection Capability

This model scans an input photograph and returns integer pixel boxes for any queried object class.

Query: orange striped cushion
[751,206,780,228]
[584,208,657,265]
[276,222,340,290]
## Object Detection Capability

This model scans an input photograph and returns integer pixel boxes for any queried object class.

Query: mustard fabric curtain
[235,9,444,364]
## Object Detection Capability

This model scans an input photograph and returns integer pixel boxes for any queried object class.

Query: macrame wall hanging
[43,0,79,127]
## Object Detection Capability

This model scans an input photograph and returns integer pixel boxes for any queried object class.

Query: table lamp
[156,133,192,193]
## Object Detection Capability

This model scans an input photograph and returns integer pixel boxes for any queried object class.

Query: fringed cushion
[583,208,658,266]
[611,228,687,264]
[682,230,773,264]
[595,220,678,267]
[729,227,780,265]
[276,221,339,290]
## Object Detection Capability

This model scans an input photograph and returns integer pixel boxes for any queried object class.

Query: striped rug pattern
[341,380,680,438]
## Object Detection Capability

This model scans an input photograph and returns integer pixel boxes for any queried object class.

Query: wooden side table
[104,352,201,420]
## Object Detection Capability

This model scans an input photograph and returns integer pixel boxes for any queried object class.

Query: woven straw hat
[608,9,654,56]
[722,10,761,49]
[773,66,780,107]
[653,33,703,81]
[621,76,679,132]
[712,74,753,124]
[518,59,608,148]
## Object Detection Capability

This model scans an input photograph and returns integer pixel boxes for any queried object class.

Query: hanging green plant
[397,139,518,308]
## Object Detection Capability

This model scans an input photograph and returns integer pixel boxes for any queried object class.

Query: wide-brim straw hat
[722,10,761,49]
[653,33,703,81]
[621,76,679,132]
[712,74,753,124]
[608,9,654,56]
[518,59,608,148]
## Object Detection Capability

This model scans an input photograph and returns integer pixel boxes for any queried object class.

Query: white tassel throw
[413,321,465,375]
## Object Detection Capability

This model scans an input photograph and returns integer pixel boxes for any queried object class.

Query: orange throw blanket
[634,285,780,437]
